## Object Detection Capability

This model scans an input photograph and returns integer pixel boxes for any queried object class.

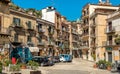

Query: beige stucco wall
[9,10,37,46]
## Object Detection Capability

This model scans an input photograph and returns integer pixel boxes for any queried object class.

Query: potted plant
[27,61,39,70]
[9,64,20,72]
[93,62,98,68]
[106,61,112,71]
[97,60,107,69]
[19,63,26,69]
[2,59,11,71]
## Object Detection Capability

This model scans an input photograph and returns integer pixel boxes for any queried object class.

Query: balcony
[47,41,54,47]
[12,38,23,45]
[48,28,54,35]
[90,23,96,27]
[105,27,115,34]
[38,28,45,34]
[27,41,34,47]
[91,33,96,38]
[72,29,78,35]
[27,26,35,31]
[64,44,69,49]
[90,43,96,48]
[37,42,44,46]
[82,24,89,29]
[81,45,89,49]
[65,36,69,41]
[72,47,79,50]
[82,14,89,19]
[11,23,24,28]
[82,33,89,40]
[102,41,115,46]
[72,39,78,43]
[0,27,10,35]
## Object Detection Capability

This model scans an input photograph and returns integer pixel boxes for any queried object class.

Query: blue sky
[12,0,120,21]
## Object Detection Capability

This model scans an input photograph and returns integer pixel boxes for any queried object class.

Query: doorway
[108,52,112,62]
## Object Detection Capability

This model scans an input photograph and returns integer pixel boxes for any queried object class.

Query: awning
[29,47,39,52]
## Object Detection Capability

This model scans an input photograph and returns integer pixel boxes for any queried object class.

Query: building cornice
[36,19,55,26]
[10,9,36,20]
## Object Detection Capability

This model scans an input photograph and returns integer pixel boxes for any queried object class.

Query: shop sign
[114,51,119,61]
[106,47,112,51]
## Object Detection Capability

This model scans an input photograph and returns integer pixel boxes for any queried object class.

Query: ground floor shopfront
[81,47,106,62]
[105,46,120,63]
[72,49,82,58]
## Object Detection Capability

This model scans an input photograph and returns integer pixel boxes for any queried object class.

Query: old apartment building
[0,1,81,57]
[81,0,119,61]
[105,8,120,63]
[0,0,11,49]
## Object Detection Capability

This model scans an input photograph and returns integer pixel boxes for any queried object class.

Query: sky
[12,0,120,21]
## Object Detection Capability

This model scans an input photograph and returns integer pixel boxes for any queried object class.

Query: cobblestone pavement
[39,58,119,74]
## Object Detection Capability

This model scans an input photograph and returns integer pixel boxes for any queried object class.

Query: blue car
[59,54,72,62]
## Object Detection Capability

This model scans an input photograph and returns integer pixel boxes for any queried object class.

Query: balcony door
[108,22,112,31]
[108,52,112,62]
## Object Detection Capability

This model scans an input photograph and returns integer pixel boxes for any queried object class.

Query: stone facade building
[81,0,119,61]
[105,8,120,63]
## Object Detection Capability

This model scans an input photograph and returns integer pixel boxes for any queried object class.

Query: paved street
[38,58,118,74]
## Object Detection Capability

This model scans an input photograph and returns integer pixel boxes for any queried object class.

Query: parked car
[59,54,72,62]
[32,56,54,66]
[53,56,60,63]
[47,56,55,66]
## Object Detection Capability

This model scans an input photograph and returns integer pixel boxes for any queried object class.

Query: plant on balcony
[34,10,42,18]
[9,2,20,10]
[115,35,120,45]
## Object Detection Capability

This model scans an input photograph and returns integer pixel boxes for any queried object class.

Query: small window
[27,21,32,29]
[13,17,21,26]
[27,36,31,42]
[14,34,18,42]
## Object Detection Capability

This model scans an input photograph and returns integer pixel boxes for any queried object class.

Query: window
[38,24,42,31]
[38,35,42,42]
[38,24,42,28]
[48,26,52,32]
[108,36,112,41]
[108,22,112,31]
[93,18,95,25]
[27,36,31,42]
[14,34,18,42]
[13,17,21,26]
[27,21,32,29]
